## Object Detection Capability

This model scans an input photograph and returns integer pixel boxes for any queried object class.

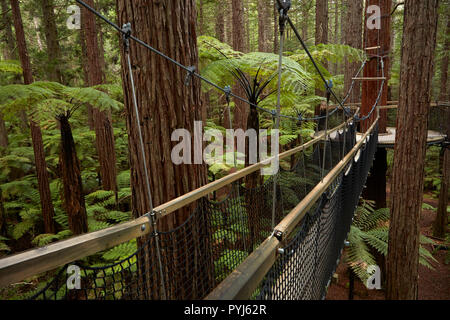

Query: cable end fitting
[184,66,196,86]
[277,0,291,34]
[224,85,232,104]
[122,23,132,52]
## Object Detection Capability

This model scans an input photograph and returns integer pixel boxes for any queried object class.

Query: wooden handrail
[205,118,379,300]
[0,117,357,288]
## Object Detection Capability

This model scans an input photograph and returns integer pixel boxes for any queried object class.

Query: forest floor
[326,191,450,300]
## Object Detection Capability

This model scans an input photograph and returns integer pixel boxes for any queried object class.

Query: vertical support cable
[321,80,332,181]
[122,23,167,300]
[272,1,290,230]
[224,86,247,253]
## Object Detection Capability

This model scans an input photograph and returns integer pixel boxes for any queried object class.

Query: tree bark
[344,0,363,104]
[10,0,55,234]
[82,0,118,192]
[433,16,449,238]
[273,1,278,53]
[386,0,439,300]
[215,0,225,42]
[439,17,449,102]
[79,27,95,130]
[258,0,267,52]
[117,0,210,299]
[361,0,391,133]
[40,0,62,83]
[361,0,391,210]
[232,0,248,131]
[315,0,328,114]
[59,116,88,235]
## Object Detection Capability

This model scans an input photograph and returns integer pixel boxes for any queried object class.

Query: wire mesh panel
[255,125,378,300]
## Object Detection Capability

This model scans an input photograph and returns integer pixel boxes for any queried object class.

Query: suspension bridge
[0,0,447,300]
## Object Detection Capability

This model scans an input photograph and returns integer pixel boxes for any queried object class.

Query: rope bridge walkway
[2,0,444,300]
[0,117,379,300]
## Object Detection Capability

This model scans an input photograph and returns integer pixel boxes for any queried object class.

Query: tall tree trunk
[215,0,225,42]
[8,0,28,130]
[344,0,363,104]
[10,0,55,234]
[433,16,449,238]
[40,0,62,83]
[386,0,439,300]
[232,0,248,131]
[59,116,88,235]
[333,0,339,74]
[273,1,278,53]
[362,0,391,211]
[225,0,232,45]
[117,0,210,300]
[258,0,267,52]
[439,17,449,102]
[315,0,328,115]
[79,27,95,130]
[198,0,204,35]
[361,0,391,133]
[82,0,117,192]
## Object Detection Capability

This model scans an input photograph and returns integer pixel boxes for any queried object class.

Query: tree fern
[347,201,438,285]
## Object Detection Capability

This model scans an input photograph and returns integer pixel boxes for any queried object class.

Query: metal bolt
[141,224,146,232]
[278,248,285,254]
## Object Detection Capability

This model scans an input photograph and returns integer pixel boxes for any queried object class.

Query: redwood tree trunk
[117,0,210,299]
[232,0,248,131]
[433,17,449,238]
[40,0,63,83]
[362,0,391,210]
[344,0,363,104]
[10,0,55,234]
[314,0,328,114]
[59,116,88,235]
[258,0,268,52]
[82,0,118,192]
[215,0,225,42]
[386,0,439,300]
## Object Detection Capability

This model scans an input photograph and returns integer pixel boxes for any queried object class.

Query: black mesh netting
[25,122,378,300]
[254,124,378,300]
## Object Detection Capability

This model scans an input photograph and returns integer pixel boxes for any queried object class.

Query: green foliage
[347,200,438,285]
[0,60,23,75]
[0,81,123,122]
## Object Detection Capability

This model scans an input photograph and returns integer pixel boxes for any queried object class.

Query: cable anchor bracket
[122,23,132,52]
[277,0,291,34]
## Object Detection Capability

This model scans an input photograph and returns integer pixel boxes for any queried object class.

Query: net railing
[1,120,365,300]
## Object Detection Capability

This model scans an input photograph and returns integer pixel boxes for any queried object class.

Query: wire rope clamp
[277,0,291,33]
[122,22,132,52]
[224,85,232,105]
[184,66,196,86]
